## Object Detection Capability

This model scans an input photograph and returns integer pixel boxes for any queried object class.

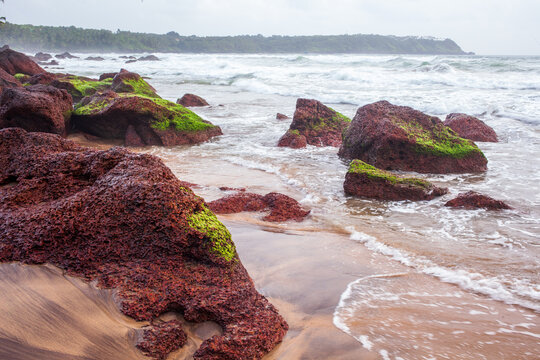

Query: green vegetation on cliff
[0,23,466,55]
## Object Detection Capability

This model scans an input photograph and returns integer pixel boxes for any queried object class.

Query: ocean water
[53,53,540,358]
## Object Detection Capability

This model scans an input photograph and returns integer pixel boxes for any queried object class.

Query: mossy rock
[72,92,222,146]
[52,75,113,102]
[110,69,160,98]
[344,159,448,201]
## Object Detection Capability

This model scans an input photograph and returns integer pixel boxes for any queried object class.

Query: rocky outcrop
[177,93,209,107]
[39,60,60,66]
[50,75,113,103]
[339,101,488,173]
[0,68,22,93]
[0,48,45,76]
[136,321,187,360]
[55,52,79,59]
[34,52,52,62]
[445,191,512,210]
[0,128,288,360]
[208,191,310,222]
[110,69,159,98]
[0,85,72,136]
[277,129,307,149]
[278,98,351,148]
[276,113,289,120]
[139,55,160,61]
[99,72,118,81]
[85,56,105,61]
[444,113,498,142]
[343,160,447,201]
[72,91,222,146]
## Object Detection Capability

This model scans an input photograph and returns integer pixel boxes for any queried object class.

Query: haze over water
[51,52,539,359]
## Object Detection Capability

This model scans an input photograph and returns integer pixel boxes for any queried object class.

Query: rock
[34,52,52,62]
[51,74,113,103]
[278,98,351,148]
[339,101,488,174]
[138,55,160,61]
[0,128,288,360]
[208,192,310,222]
[85,56,105,61]
[219,186,246,192]
[0,67,22,93]
[126,59,137,64]
[120,55,137,59]
[99,72,118,81]
[72,91,222,146]
[111,69,159,98]
[0,85,72,136]
[344,160,448,201]
[444,113,498,142]
[55,52,79,59]
[277,129,307,149]
[445,191,512,210]
[136,321,187,360]
[0,45,9,51]
[39,60,60,66]
[276,113,289,120]
[0,48,46,76]
[177,93,209,107]
[27,72,58,85]
[124,124,146,146]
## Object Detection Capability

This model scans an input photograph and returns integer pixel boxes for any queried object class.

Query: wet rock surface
[209,191,310,222]
[339,100,487,173]
[278,98,351,148]
[136,321,188,360]
[444,113,498,142]
[0,85,72,136]
[445,191,512,210]
[344,160,448,201]
[0,48,46,76]
[177,93,209,107]
[0,128,288,360]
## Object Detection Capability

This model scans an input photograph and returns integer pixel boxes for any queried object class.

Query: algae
[63,76,113,98]
[348,159,430,188]
[188,205,236,262]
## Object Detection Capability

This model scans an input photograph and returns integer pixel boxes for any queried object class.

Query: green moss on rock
[188,204,236,262]
[13,73,26,81]
[63,76,113,98]
[395,118,483,159]
[121,77,159,98]
[348,159,430,188]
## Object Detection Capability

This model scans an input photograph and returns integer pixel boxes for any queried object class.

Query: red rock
[0,85,72,136]
[444,113,498,142]
[276,113,289,120]
[34,52,53,62]
[339,101,488,174]
[177,93,209,107]
[39,60,60,66]
[0,48,46,76]
[343,160,447,201]
[55,52,79,59]
[219,186,246,192]
[124,124,146,146]
[99,72,118,81]
[27,72,58,85]
[277,129,307,149]
[111,69,159,98]
[445,191,512,210]
[72,92,222,146]
[0,67,22,93]
[278,98,351,148]
[136,321,187,360]
[208,191,310,222]
[0,128,288,360]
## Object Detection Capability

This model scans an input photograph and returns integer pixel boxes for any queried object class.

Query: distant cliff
[0,23,467,55]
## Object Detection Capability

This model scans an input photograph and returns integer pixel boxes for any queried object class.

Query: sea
[53,53,539,359]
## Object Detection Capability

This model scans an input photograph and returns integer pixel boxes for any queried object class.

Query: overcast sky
[2,0,539,55]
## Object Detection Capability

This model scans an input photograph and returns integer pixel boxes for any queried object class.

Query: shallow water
[45,53,540,358]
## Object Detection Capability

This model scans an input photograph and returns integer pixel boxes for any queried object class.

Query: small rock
[276,113,289,120]
[177,93,209,107]
[445,191,512,210]
[444,113,498,142]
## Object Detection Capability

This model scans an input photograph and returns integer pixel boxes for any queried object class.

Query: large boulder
[0,85,72,136]
[444,113,498,142]
[0,48,45,76]
[208,191,310,222]
[34,52,53,62]
[51,74,113,103]
[344,160,448,201]
[445,191,512,210]
[339,101,488,173]
[177,93,209,107]
[0,67,22,93]
[72,91,222,146]
[110,69,159,98]
[0,128,288,360]
[278,98,351,148]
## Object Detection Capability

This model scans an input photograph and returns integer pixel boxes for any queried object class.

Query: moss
[73,99,111,115]
[288,129,300,136]
[63,76,113,98]
[328,107,352,123]
[348,159,430,188]
[307,108,351,132]
[120,77,160,98]
[13,73,26,81]
[188,204,236,262]
[394,118,484,159]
